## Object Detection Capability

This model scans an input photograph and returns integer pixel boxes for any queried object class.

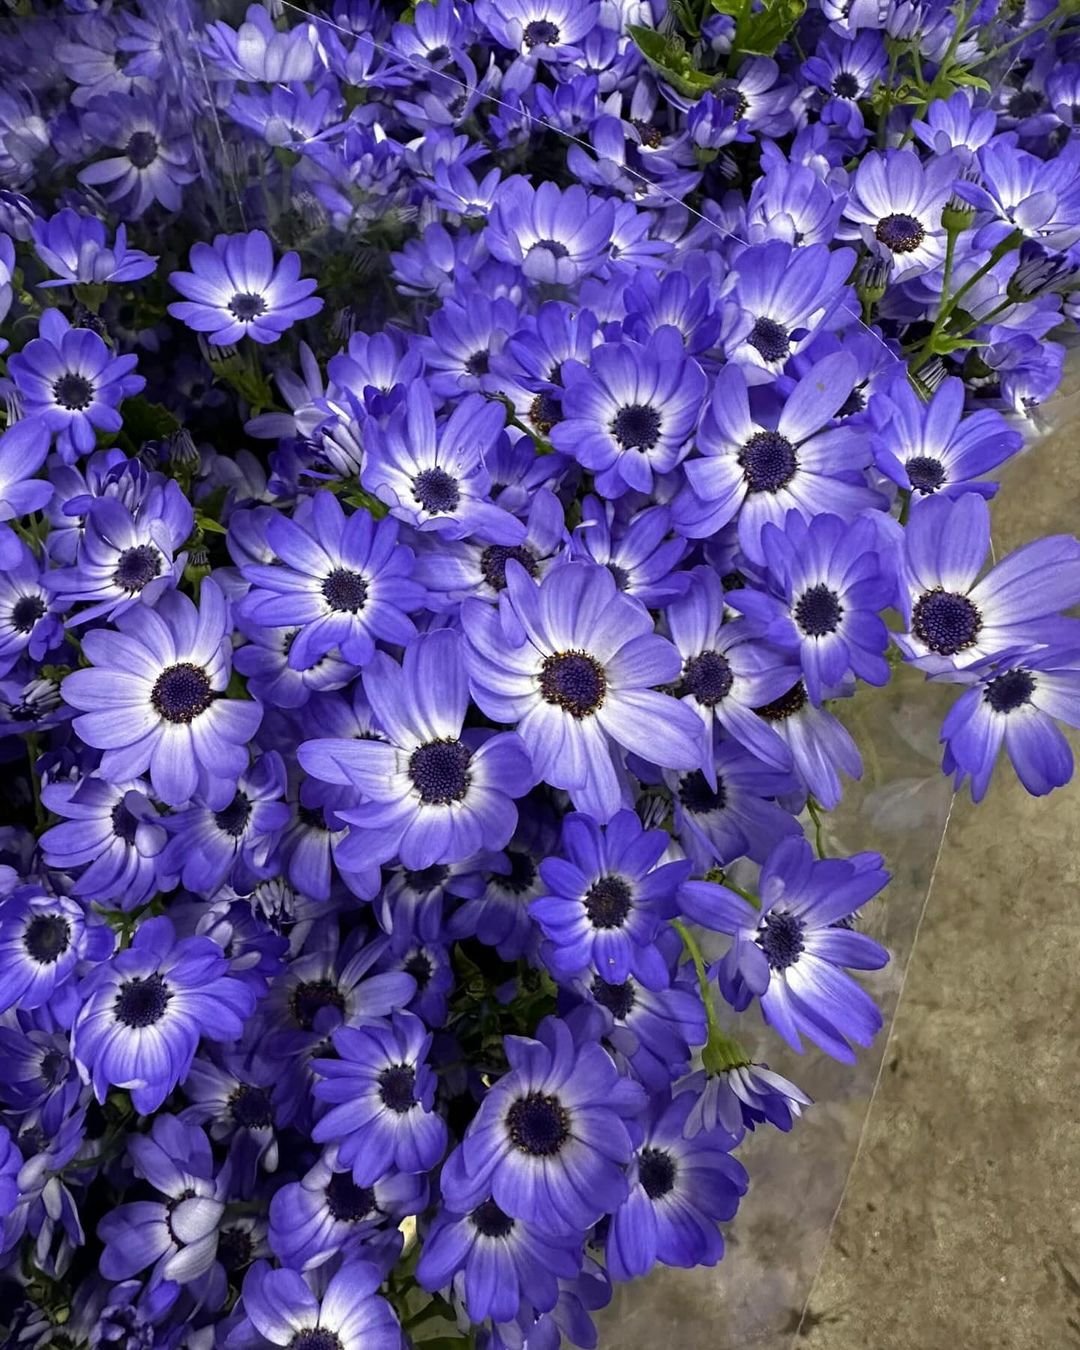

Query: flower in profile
[168,230,323,346]
[203,3,321,82]
[0,888,112,1022]
[531,810,691,988]
[0,419,53,533]
[752,677,862,809]
[31,208,157,286]
[606,1092,747,1281]
[680,837,889,1063]
[61,578,263,809]
[299,629,532,870]
[679,1062,811,1136]
[842,147,957,279]
[486,178,614,284]
[312,1012,447,1186]
[441,1017,645,1236]
[72,915,257,1113]
[7,308,145,461]
[231,1259,401,1350]
[239,491,425,671]
[462,561,705,822]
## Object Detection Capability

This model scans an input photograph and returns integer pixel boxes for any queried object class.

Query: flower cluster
[0,0,1079,1346]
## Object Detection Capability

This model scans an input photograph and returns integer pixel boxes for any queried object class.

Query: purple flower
[0,543,62,676]
[61,578,263,809]
[0,888,112,1023]
[78,92,197,218]
[475,0,600,59]
[8,308,145,461]
[168,230,323,346]
[842,148,957,279]
[230,1259,401,1350]
[486,177,614,284]
[31,207,157,286]
[679,1063,811,1136]
[203,3,322,82]
[0,418,53,526]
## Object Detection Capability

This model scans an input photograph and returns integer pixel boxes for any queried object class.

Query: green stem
[805,797,827,859]
[672,919,747,1073]
[975,5,1065,63]
[899,0,978,144]
[908,229,1023,369]
[26,734,45,832]
[897,487,912,527]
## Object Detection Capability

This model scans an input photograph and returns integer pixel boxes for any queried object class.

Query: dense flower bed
[1,0,1079,1346]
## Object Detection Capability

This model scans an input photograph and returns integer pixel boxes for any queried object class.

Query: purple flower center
[290,978,345,1031]
[683,650,734,706]
[111,799,140,844]
[23,914,71,965]
[470,1198,515,1238]
[218,1226,253,1273]
[592,976,636,1019]
[227,292,268,322]
[755,680,807,721]
[747,317,790,363]
[324,1170,375,1221]
[40,1048,68,1087]
[12,594,46,633]
[831,71,860,98]
[114,973,171,1028]
[911,588,982,655]
[984,667,1036,713]
[403,950,433,988]
[230,1084,273,1128]
[151,662,214,723]
[412,466,461,514]
[529,237,570,260]
[677,770,726,815]
[507,1091,570,1156]
[529,391,562,433]
[757,910,805,970]
[405,863,450,891]
[607,563,631,591]
[523,18,560,46]
[611,403,662,451]
[539,649,607,717]
[408,737,472,804]
[464,349,490,376]
[113,544,162,593]
[501,849,538,894]
[288,1333,343,1350]
[214,791,252,838]
[126,130,158,168]
[738,430,798,493]
[378,1062,417,1113]
[426,43,450,62]
[638,1146,677,1199]
[480,543,538,591]
[583,874,632,929]
[905,456,946,493]
[874,212,925,254]
[794,584,843,637]
[52,372,95,411]
[320,567,369,613]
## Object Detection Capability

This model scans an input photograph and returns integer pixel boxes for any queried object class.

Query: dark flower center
[984,668,1036,713]
[40,1048,68,1086]
[583,874,633,929]
[501,849,537,894]
[111,799,140,844]
[408,737,472,805]
[403,950,433,988]
[290,978,345,1031]
[875,212,925,254]
[523,18,560,46]
[755,681,808,721]
[607,564,631,591]
[539,649,607,717]
[683,650,734,707]
[677,770,726,815]
[638,1146,677,1199]
[794,584,843,637]
[12,594,46,633]
[839,386,866,418]
[480,543,538,592]
[633,119,664,149]
[288,1333,343,1350]
[230,1084,273,1128]
[24,914,72,964]
[227,292,268,322]
[592,976,636,1020]
[747,317,791,363]
[151,662,213,723]
[214,791,252,838]
[470,1198,515,1238]
[297,804,329,831]
[757,910,805,970]
[905,455,946,492]
[113,544,162,593]
[464,349,490,376]
[412,466,461,514]
[114,972,171,1028]
[611,403,662,451]
[507,1091,570,1156]
[739,430,798,493]
[321,567,369,613]
[324,1170,375,1221]
[831,71,860,98]
[1008,89,1042,119]
[378,1062,417,1113]
[126,130,159,168]
[529,237,570,259]
[405,863,450,892]
[218,1226,253,1274]
[911,589,982,656]
[529,391,562,434]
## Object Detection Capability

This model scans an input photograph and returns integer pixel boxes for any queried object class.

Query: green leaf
[119,396,181,445]
[627,24,720,96]
[950,69,991,92]
[738,0,806,55]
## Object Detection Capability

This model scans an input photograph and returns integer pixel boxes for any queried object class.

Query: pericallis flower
[203,3,321,82]
[299,628,533,870]
[550,327,707,497]
[230,1258,402,1350]
[841,147,958,280]
[440,1016,645,1236]
[462,560,705,822]
[168,230,323,346]
[605,1092,747,1282]
[0,543,62,677]
[61,578,263,809]
[679,1062,811,1136]
[312,1012,448,1186]
[0,419,54,561]
[896,492,1080,673]
[71,915,257,1113]
[681,837,889,1063]
[751,677,862,810]
[31,207,157,286]
[7,308,145,462]
[485,177,614,284]
[238,491,426,671]
[475,0,601,59]
[0,888,112,1024]
[530,810,691,988]
[78,92,197,218]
